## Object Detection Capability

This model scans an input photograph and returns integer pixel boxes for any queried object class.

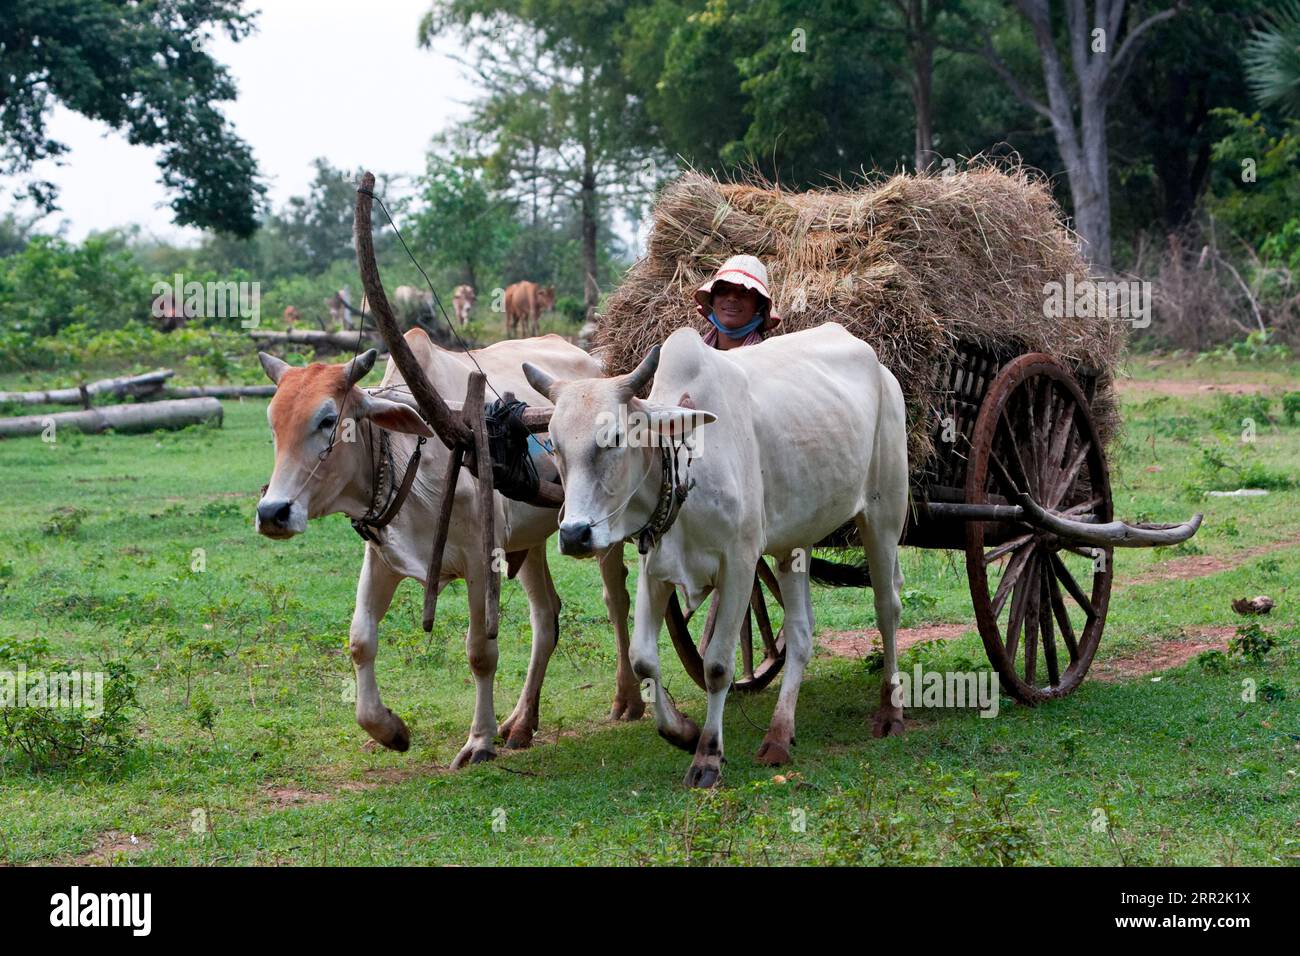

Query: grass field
[0,354,1297,865]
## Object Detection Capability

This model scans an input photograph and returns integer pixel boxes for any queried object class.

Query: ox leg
[497,544,559,749]
[600,543,644,721]
[451,557,499,768]
[858,515,906,737]
[685,562,755,788]
[350,548,411,751]
[756,553,815,766]
[629,572,699,753]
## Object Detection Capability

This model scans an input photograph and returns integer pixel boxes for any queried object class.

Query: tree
[422,1,658,319]
[409,141,518,292]
[0,0,264,236]
[1245,1,1300,117]
[972,0,1182,270]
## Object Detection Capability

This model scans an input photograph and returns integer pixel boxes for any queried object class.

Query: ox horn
[258,351,290,385]
[343,348,378,388]
[618,345,661,398]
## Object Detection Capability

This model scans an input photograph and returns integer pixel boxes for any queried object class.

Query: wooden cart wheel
[664,558,786,693]
[965,354,1114,704]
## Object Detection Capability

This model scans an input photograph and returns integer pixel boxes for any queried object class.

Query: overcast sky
[3,0,478,243]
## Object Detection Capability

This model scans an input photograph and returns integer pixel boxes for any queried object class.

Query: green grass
[0,354,1296,865]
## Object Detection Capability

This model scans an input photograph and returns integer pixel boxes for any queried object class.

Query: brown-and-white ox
[452,285,476,326]
[523,323,909,787]
[255,329,642,767]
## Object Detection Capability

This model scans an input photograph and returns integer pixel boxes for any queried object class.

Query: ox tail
[808,553,872,588]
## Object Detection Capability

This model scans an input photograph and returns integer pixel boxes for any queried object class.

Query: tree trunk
[0,398,223,437]
[0,369,173,406]
[249,329,378,351]
[163,384,277,399]
[580,166,599,322]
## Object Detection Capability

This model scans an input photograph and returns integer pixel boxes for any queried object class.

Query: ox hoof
[755,739,791,766]
[504,724,536,750]
[871,707,905,738]
[684,761,721,789]
[609,694,646,722]
[451,743,497,770]
[363,708,411,753]
[657,715,701,754]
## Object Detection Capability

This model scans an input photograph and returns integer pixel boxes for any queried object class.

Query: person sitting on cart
[693,254,781,351]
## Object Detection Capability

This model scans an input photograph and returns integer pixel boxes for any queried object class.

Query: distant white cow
[452,284,476,326]
[255,330,643,767]
[524,323,909,787]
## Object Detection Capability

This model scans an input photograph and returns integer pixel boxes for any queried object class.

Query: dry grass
[595,163,1125,471]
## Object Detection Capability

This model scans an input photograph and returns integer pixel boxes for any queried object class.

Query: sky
[3,0,479,243]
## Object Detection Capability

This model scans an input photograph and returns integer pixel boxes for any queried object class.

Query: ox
[523,323,909,787]
[452,284,476,326]
[255,329,642,767]
[504,281,556,338]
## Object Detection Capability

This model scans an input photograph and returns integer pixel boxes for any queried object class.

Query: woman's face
[711,281,761,329]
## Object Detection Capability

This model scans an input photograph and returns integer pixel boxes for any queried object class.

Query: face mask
[707,310,765,339]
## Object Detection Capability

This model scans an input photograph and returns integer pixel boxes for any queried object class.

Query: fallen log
[249,329,378,350]
[0,369,173,406]
[0,397,223,438]
[163,384,277,399]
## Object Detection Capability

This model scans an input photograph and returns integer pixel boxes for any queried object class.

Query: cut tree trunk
[0,369,173,406]
[0,398,223,438]
[163,385,277,399]
[249,329,378,350]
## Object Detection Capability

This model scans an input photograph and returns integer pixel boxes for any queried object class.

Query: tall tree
[421,1,657,320]
[0,0,264,236]
[972,0,1182,270]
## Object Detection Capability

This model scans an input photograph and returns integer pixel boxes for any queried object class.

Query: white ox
[523,323,909,787]
[255,330,642,767]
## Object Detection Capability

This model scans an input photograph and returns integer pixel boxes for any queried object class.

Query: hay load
[594,165,1124,473]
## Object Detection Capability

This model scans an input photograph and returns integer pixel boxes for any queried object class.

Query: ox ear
[522,362,565,402]
[259,351,291,385]
[360,394,434,438]
[640,400,716,438]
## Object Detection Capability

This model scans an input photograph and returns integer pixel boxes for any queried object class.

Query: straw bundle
[594,165,1124,473]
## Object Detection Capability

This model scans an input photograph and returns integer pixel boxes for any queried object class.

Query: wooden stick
[464,372,500,640]
[421,443,464,633]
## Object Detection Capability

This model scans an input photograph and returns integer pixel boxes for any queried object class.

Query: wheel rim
[965,355,1113,704]
[665,558,787,693]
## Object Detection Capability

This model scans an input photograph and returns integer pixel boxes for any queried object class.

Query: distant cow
[393,285,434,329]
[452,285,476,326]
[283,306,300,330]
[504,282,556,338]
[328,288,368,330]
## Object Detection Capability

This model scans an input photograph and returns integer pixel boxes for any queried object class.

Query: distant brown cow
[452,284,476,326]
[504,282,556,338]
[283,306,300,330]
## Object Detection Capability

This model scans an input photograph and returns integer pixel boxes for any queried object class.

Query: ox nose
[257,499,293,528]
[558,521,595,556]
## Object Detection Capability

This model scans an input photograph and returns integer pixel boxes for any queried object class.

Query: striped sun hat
[693,254,781,328]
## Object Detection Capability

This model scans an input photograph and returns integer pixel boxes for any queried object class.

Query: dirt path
[1114,378,1271,397]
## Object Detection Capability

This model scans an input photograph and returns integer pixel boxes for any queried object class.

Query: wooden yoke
[353,171,556,636]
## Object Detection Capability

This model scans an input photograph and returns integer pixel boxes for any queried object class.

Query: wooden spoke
[751,577,779,658]
[740,610,754,681]
[991,544,1034,618]
[1039,561,1059,686]
[1049,550,1095,620]
[1022,561,1040,686]
[984,532,1034,566]
[1004,552,1036,663]
[1049,438,1092,509]
[1046,564,1080,663]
